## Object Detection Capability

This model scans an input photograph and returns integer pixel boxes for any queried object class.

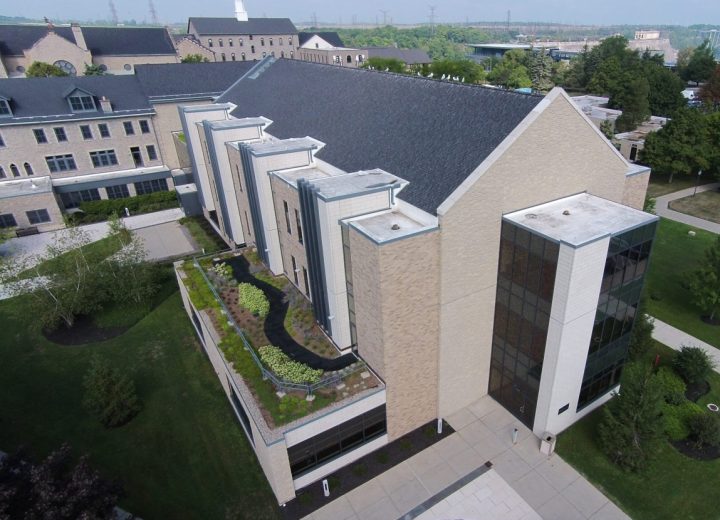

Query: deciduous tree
[362,56,405,73]
[83,356,141,428]
[487,49,531,89]
[181,53,210,63]
[683,41,717,86]
[26,61,69,77]
[686,237,720,323]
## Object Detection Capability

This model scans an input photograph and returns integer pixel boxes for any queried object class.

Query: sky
[3,0,719,27]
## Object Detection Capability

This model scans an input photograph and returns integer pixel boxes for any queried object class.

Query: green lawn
[0,291,279,520]
[646,173,716,199]
[17,232,126,279]
[180,216,228,254]
[645,218,719,349]
[669,190,720,225]
[557,342,720,520]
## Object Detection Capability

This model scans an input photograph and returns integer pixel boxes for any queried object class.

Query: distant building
[187,0,298,62]
[0,23,179,78]
[367,47,431,67]
[297,31,367,67]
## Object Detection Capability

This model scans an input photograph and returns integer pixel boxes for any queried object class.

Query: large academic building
[175,57,656,504]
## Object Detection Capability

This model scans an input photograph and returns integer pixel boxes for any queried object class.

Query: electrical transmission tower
[429,5,437,35]
[108,0,119,25]
[148,0,159,25]
[380,9,389,26]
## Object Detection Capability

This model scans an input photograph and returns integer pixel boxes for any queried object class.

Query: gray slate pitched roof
[0,75,152,123]
[299,32,345,48]
[216,58,543,215]
[188,17,297,36]
[0,25,175,57]
[135,61,255,100]
[0,25,75,56]
[367,47,432,65]
[80,27,176,56]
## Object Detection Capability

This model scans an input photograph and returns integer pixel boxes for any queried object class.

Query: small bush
[351,463,368,477]
[399,438,413,451]
[83,357,141,428]
[656,367,687,405]
[277,395,309,420]
[688,413,720,449]
[70,191,178,224]
[238,283,270,317]
[673,346,715,385]
[375,450,390,464]
[662,401,703,441]
[259,346,323,384]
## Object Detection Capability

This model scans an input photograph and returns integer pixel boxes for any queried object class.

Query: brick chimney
[71,23,87,50]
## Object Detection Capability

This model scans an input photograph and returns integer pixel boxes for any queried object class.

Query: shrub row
[70,191,179,224]
[238,283,270,317]
[258,345,323,384]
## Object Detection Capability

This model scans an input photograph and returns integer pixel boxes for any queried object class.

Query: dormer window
[0,97,11,117]
[65,88,97,112]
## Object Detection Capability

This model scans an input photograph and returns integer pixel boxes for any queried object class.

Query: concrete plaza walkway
[303,396,628,520]
[651,317,720,373]
[0,208,185,264]
[654,182,720,234]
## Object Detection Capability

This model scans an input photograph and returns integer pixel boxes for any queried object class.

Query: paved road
[651,317,720,372]
[654,182,720,234]
[0,208,185,266]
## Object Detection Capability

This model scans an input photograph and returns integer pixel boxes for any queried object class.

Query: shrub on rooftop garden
[258,345,323,384]
[238,283,270,317]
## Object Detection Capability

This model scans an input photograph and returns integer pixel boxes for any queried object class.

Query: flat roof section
[503,193,658,248]
[0,176,52,199]
[310,169,407,202]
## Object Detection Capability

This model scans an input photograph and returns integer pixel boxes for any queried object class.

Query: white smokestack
[235,0,248,21]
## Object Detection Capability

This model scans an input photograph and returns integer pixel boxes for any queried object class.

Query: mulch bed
[43,315,128,346]
[281,420,455,519]
[671,439,720,461]
[685,380,711,402]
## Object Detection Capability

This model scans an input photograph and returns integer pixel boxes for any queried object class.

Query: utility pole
[108,0,119,25]
[311,12,318,27]
[148,0,159,25]
[380,9,389,26]
[429,5,437,35]
[506,9,511,35]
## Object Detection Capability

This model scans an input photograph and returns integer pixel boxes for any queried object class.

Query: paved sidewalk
[0,208,185,263]
[304,396,628,520]
[654,182,720,234]
[134,221,198,261]
[651,317,720,372]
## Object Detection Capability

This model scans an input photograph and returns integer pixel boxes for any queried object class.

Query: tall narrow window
[302,267,310,296]
[146,145,158,161]
[260,38,265,46]
[23,163,33,176]
[295,209,303,244]
[10,164,19,177]
[33,129,47,144]
[139,120,150,134]
[98,123,110,138]
[234,165,243,191]
[219,38,224,47]
[244,211,252,236]
[251,45,255,54]
[130,146,143,167]
[53,127,67,142]
[291,256,299,285]
[229,39,234,47]
[283,201,292,234]
[208,38,213,47]
[241,52,246,61]
[123,121,134,136]
[0,166,5,178]
[0,132,4,147]
[221,53,226,61]
[80,125,93,140]
[231,53,236,61]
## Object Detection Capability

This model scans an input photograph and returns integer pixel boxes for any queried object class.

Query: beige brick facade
[188,28,297,62]
[350,227,441,440]
[0,188,64,232]
[436,90,634,418]
[622,170,651,210]
[23,32,92,76]
[0,116,162,181]
[269,175,309,293]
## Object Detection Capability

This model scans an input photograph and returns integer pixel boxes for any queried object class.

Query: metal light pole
[693,170,703,197]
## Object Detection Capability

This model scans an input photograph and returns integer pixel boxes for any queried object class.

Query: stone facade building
[0,61,254,232]
[177,57,656,504]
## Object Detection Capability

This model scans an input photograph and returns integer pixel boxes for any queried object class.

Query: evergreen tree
[644,59,687,117]
[686,236,720,322]
[614,77,650,132]
[84,63,106,76]
[628,299,654,359]
[699,65,720,109]
[83,357,141,428]
[528,50,555,92]
[598,362,665,472]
